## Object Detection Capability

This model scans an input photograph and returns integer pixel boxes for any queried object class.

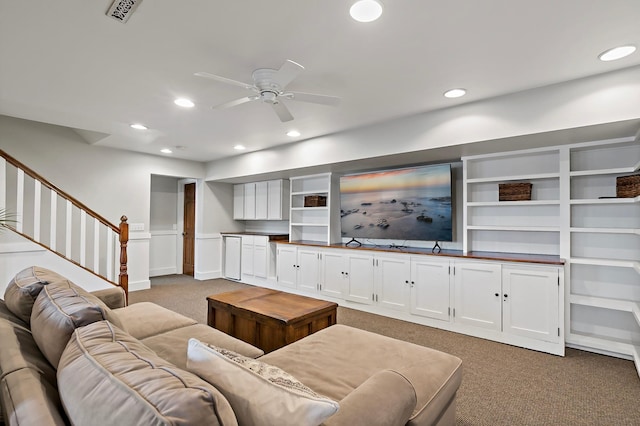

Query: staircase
[0,149,128,299]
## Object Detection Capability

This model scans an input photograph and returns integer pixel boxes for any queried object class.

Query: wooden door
[183,183,196,276]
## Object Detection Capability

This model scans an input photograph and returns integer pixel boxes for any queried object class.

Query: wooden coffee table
[207,287,338,353]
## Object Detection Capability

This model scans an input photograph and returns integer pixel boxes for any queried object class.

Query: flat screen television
[339,163,452,243]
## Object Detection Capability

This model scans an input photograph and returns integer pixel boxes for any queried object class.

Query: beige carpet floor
[130,275,640,425]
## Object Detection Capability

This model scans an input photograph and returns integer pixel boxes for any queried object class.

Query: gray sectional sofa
[0,266,462,426]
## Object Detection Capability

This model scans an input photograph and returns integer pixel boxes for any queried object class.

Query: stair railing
[0,149,128,300]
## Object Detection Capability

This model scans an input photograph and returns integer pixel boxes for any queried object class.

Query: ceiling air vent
[106,0,142,23]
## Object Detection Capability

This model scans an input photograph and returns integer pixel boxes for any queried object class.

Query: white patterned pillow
[186,338,339,426]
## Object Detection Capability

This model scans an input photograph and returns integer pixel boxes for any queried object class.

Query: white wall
[1,116,205,290]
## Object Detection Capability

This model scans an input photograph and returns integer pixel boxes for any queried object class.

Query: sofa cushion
[187,339,339,426]
[114,302,197,339]
[142,323,264,369]
[30,280,125,368]
[58,321,237,426]
[3,266,66,324]
[0,316,67,426]
[259,324,462,426]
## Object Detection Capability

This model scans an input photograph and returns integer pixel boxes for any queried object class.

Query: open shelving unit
[463,147,561,255]
[565,137,640,373]
[289,173,340,244]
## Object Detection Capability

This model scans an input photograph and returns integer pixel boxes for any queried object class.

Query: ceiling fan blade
[271,60,304,89]
[194,72,256,91]
[271,101,294,122]
[213,96,259,110]
[284,91,341,106]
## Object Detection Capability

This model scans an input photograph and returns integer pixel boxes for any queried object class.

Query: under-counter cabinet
[241,236,268,279]
[453,261,502,330]
[276,245,321,292]
[321,249,374,303]
[374,254,411,312]
[410,257,452,321]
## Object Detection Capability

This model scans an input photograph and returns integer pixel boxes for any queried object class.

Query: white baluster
[94,219,100,273]
[16,169,24,233]
[50,192,57,251]
[33,180,41,241]
[107,230,114,281]
[80,210,86,267]
[65,200,72,257]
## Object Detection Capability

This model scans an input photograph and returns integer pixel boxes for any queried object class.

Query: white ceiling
[1,0,639,163]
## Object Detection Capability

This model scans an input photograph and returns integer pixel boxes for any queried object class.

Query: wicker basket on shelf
[616,174,640,198]
[304,195,327,207]
[498,183,532,201]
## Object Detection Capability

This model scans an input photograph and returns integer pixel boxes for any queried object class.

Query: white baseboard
[128,279,151,292]
[194,270,221,280]
[149,267,177,277]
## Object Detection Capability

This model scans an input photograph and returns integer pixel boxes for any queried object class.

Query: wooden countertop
[277,240,565,266]
[221,232,289,242]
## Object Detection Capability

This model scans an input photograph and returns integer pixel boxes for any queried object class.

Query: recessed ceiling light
[598,45,636,61]
[130,123,147,130]
[160,148,173,154]
[444,88,467,98]
[287,130,301,137]
[174,98,195,108]
[350,0,383,23]
[234,145,246,151]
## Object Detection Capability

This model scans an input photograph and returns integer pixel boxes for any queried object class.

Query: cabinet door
[223,237,241,280]
[502,266,559,343]
[320,250,346,298]
[375,255,410,311]
[453,261,502,330]
[297,248,320,293]
[241,236,254,276]
[345,253,375,305]
[254,181,268,219]
[243,183,256,219]
[233,185,244,219]
[267,180,282,220]
[253,236,268,278]
[276,245,297,289]
[411,258,451,321]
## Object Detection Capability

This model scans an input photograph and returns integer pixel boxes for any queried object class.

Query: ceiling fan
[194,60,340,122]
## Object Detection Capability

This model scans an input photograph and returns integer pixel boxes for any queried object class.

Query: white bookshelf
[289,173,340,244]
[463,147,561,255]
[566,137,640,364]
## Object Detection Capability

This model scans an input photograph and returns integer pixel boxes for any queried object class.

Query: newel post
[119,215,129,304]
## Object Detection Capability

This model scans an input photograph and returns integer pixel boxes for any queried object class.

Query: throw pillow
[3,266,66,324]
[187,338,339,426]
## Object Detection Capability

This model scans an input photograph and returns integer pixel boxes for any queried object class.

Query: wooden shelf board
[290,223,329,227]
[570,163,639,177]
[570,258,640,273]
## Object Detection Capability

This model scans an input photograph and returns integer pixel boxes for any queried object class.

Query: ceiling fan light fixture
[174,98,195,108]
[350,0,383,23]
[598,45,636,61]
[444,88,467,98]
[287,130,301,137]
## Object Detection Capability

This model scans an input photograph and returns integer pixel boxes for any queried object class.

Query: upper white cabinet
[463,148,561,256]
[289,173,339,244]
[566,137,640,357]
[234,179,289,220]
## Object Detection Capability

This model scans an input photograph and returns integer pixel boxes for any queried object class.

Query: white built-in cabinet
[275,243,565,355]
[289,173,339,244]
[240,235,268,279]
[233,179,289,220]
[566,138,640,361]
